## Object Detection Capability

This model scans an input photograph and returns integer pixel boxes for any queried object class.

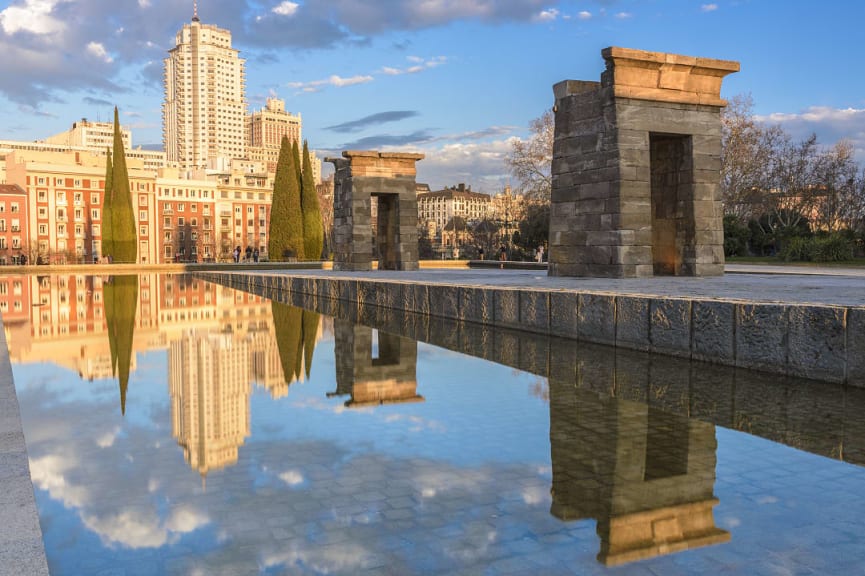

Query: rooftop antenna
[192,0,199,22]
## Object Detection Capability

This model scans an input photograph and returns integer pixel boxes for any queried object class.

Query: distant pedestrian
[253,247,259,263]
[233,246,241,263]
[499,245,507,261]
[536,245,544,263]
[245,246,252,262]
[478,247,484,260]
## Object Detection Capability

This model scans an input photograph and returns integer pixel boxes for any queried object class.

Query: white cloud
[86,41,113,63]
[137,0,150,7]
[278,470,305,486]
[754,106,865,163]
[701,3,719,12]
[534,8,559,22]
[0,0,66,37]
[521,485,548,505]
[379,55,447,76]
[29,453,90,509]
[273,1,299,17]
[414,136,515,191]
[577,10,592,20]
[329,74,373,87]
[615,11,633,19]
[95,427,120,448]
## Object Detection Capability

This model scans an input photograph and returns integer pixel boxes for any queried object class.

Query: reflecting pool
[6,273,865,575]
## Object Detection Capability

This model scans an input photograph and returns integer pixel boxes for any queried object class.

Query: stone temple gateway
[548,47,739,278]
[327,151,424,272]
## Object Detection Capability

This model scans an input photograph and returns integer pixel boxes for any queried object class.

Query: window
[11,203,19,213]
[92,224,101,236]
[178,203,185,212]
[164,231,172,242]
[91,193,100,204]
[140,226,148,236]
[74,192,83,204]
[58,223,67,236]
[91,209,100,220]
[191,203,197,212]
[38,224,47,234]
[57,191,66,204]
[38,190,47,201]
[139,210,147,221]
[191,218,197,227]
[178,217,185,226]
[74,209,83,220]
[164,217,171,228]
[139,195,148,206]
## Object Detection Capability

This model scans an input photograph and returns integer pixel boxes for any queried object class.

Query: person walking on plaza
[233,245,241,263]
[478,246,484,260]
[536,244,544,263]
[245,246,252,262]
[253,247,260,263]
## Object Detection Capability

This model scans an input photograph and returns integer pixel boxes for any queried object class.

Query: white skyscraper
[163,9,247,170]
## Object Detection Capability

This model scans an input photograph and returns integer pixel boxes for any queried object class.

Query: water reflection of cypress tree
[302,309,320,378]
[272,301,303,383]
[271,302,320,385]
[104,275,138,415]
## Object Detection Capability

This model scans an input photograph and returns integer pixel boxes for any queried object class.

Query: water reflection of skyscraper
[168,302,322,477]
[548,377,730,566]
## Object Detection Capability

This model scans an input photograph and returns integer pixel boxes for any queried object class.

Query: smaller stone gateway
[549,47,739,278]
[326,150,424,271]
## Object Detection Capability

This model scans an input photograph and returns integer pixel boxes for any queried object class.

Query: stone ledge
[197,271,860,386]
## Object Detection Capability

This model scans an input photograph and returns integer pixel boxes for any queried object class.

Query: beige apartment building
[46,119,131,152]
[163,16,247,171]
[247,97,301,172]
[417,183,491,235]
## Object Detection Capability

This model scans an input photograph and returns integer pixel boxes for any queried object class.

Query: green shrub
[723,214,750,257]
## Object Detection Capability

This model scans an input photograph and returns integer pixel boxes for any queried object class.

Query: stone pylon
[549,47,739,278]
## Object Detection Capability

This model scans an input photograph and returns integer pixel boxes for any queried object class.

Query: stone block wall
[549,47,738,278]
[327,151,424,272]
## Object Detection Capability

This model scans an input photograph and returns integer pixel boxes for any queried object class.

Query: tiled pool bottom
[8,280,865,575]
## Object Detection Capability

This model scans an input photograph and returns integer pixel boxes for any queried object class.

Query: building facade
[0,184,28,264]
[416,184,491,234]
[46,119,132,152]
[247,97,301,173]
[163,15,247,171]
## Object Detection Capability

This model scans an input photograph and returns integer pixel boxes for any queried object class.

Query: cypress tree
[268,136,304,260]
[102,108,137,263]
[291,139,302,193]
[101,148,114,260]
[301,140,324,260]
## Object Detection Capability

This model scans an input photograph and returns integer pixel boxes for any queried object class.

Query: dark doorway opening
[650,133,695,275]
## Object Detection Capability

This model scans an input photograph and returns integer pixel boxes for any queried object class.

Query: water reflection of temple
[548,377,730,566]
[329,319,422,407]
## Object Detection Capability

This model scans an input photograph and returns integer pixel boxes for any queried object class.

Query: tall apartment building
[247,97,301,173]
[163,14,247,171]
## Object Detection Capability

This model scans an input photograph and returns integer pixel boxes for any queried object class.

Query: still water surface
[7,273,865,575]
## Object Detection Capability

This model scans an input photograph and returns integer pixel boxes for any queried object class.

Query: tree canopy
[301,140,324,260]
[268,136,304,260]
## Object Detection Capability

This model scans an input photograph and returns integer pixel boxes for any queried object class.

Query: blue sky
[1,0,863,190]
